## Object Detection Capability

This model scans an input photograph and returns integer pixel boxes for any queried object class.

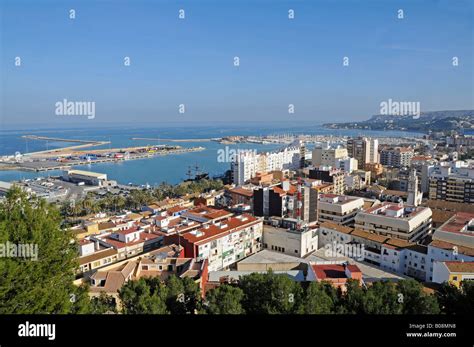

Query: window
[453,276,458,281]
[295,250,298,253]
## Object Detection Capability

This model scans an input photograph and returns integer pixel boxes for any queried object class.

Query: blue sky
[1,0,473,127]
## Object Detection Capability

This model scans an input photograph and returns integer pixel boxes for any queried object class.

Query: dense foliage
[60,178,224,218]
[0,188,86,313]
[119,276,201,314]
[113,271,458,315]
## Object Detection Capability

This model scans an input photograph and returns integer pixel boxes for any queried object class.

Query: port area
[1,136,205,172]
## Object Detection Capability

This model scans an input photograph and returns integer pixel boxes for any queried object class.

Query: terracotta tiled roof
[319,221,353,234]
[229,187,254,197]
[182,214,259,244]
[79,248,117,265]
[444,261,474,273]
[429,240,474,257]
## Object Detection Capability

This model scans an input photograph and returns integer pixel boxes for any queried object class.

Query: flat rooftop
[308,248,408,282]
[319,194,363,205]
[208,270,306,282]
[363,202,428,219]
[238,249,310,265]
[66,169,107,178]
[438,212,474,235]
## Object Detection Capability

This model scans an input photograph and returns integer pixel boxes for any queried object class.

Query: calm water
[0,124,421,185]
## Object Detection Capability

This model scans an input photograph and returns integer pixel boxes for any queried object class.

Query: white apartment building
[175,214,264,272]
[380,147,414,168]
[232,145,302,185]
[318,222,429,281]
[317,194,365,226]
[263,224,319,258]
[427,161,474,203]
[426,212,474,282]
[336,157,358,173]
[346,137,378,169]
[354,202,432,242]
[312,146,348,167]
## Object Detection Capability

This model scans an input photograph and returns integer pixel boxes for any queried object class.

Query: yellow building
[433,261,474,288]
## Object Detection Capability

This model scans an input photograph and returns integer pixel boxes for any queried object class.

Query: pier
[132,137,218,142]
[1,146,205,172]
[21,135,110,157]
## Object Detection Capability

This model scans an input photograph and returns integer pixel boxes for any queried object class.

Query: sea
[0,123,424,185]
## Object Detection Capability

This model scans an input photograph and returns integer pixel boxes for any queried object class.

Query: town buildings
[318,222,429,281]
[253,180,319,223]
[87,244,208,304]
[354,202,432,242]
[262,218,319,257]
[380,147,414,168]
[311,263,363,290]
[432,261,474,288]
[167,214,263,272]
[428,162,474,203]
[312,146,348,167]
[62,169,109,186]
[346,137,379,169]
[428,212,474,283]
[317,194,365,226]
[309,167,345,195]
[231,144,303,185]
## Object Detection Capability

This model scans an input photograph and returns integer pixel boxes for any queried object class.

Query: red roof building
[311,263,363,290]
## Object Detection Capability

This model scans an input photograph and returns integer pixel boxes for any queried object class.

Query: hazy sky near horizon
[1,0,473,127]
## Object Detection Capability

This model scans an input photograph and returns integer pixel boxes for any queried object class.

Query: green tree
[0,187,79,313]
[396,280,440,314]
[336,279,365,314]
[119,278,168,314]
[239,271,302,314]
[362,281,401,314]
[298,281,335,314]
[165,275,201,314]
[89,292,118,314]
[203,284,244,314]
[70,284,94,314]
[437,280,473,314]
